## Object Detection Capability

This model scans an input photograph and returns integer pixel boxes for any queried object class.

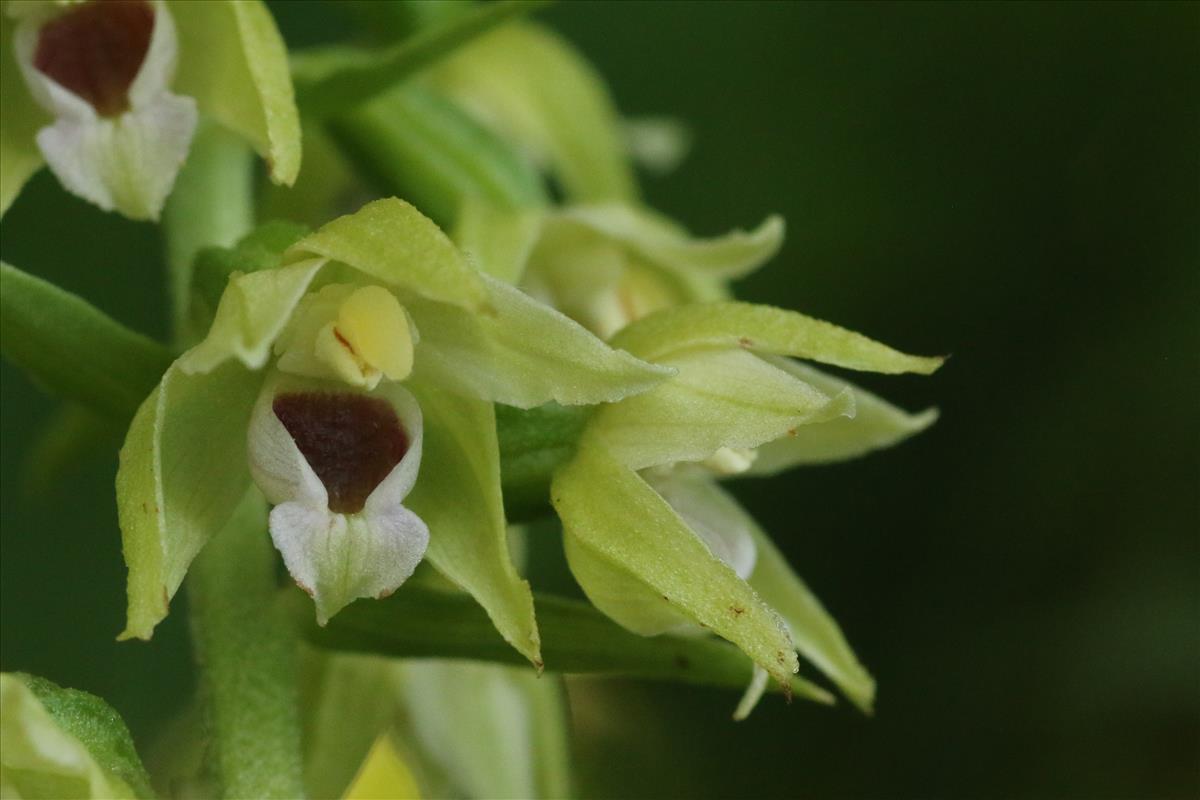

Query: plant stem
[163,119,306,797]
[188,491,306,799]
[162,119,254,347]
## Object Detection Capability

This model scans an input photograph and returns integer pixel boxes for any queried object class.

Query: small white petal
[645,472,758,580]
[128,0,177,106]
[733,665,770,721]
[270,500,429,625]
[35,92,196,220]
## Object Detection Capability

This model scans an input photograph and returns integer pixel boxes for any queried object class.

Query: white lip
[247,372,431,624]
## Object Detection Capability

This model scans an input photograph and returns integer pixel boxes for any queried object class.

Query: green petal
[748,357,939,474]
[288,197,488,310]
[0,673,152,799]
[405,272,672,409]
[613,301,946,374]
[404,379,541,666]
[170,0,301,185]
[0,13,45,217]
[431,22,637,203]
[586,347,853,471]
[551,443,799,688]
[116,362,261,640]
[397,661,571,800]
[178,258,325,374]
[453,197,544,284]
[554,205,785,280]
[0,263,173,421]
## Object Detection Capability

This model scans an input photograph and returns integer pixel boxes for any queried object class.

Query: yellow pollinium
[316,286,414,386]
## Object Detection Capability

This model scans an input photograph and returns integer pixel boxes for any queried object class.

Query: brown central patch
[34,0,155,117]
[273,392,409,514]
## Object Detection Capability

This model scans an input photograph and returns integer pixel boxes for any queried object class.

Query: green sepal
[405,379,542,666]
[746,357,940,473]
[0,673,154,799]
[431,21,637,203]
[552,205,784,281]
[329,85,547,229]
[613,300,946,374]
[405,271,672,409]
[552,443,801,689]
[0,11,46,217]
[497,402,590,523]
[0,263,173,421]
[668,478,877,712]
[288,196,489,310]
[170,0,302,185]
[303,584,830,703]
[292,0,550,118]
[116,362,261,640]
[585,346,854,471]
[454,197,545,283]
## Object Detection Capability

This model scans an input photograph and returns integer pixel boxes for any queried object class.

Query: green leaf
[747,357,939,474]
[551,443,800,688]
[405,271,672,409]
[431,21,637,203]
[329,85,547,229]
[305,584,830,703]
[288,196,488,310]
[292,0,550,118]
[612,301,946,374]
[496,402,589,522]
[187,489,305,799]
[585,346,854,471]
[405,379,542,666]
[397,661,572,800]
[170,0,301,185]
[0,673,153,799]
[0,263,173,421]
[116,362,261,640]
[0,13,46,217]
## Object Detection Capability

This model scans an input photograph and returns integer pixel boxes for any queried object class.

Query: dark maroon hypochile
[273,392,409,514]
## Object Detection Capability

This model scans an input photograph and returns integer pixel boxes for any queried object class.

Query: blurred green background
[2,2,1196,798]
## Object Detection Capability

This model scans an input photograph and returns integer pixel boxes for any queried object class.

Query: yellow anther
[332,286,414,382]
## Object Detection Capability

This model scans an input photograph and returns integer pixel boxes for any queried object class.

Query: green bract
[115,198,667,669]
[0,0,299,219]
[0,673,154,799]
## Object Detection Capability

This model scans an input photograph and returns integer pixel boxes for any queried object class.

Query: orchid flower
[0,0,299,219]
[115,197,668,664]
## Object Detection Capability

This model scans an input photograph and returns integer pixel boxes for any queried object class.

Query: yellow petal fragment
[342,736,420,800]
[336,286,414,382]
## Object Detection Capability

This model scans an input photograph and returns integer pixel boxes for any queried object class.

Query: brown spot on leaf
[274,392,408,514]
[674,655,691,670]
[738,337,754,348]
[731,606,745,616]
[34,0,155,117]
